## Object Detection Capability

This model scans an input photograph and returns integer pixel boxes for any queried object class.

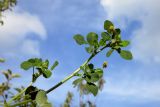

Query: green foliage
[35,90,52,107]
[25,86,38,100]
[73,34,87,45]
[0,0,17,25]
[86,32,98,46]
[104,20,114,33]
[0,19,133,107]
[119,40,130,47]
[73,64,104,96]
[86,83,98,96]
[50,60,59,71]
[63,91,73,107]
[119,50,133,60]
[73,20,133,61]
[0,58,5,63]
[106,49,114,57]
[21,58,59,82]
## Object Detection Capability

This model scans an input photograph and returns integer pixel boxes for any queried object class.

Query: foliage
[0,0,17,25]
[0,5,133,106]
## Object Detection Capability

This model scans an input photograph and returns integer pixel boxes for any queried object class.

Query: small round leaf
[86,32,98,46]
[73,34,87,45]
[120,50,133,60]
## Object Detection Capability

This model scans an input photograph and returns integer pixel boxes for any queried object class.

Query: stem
[8,82,33,105]
[46,43,110,94]
[10,99,32,107]
[46,56,92,94]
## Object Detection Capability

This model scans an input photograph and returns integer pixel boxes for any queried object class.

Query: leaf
[8,69,12,75]
[85,46,94,54]
[72,78,83,87]
[42,60,49,69]
[20,61,33,70]
[73,34,87,45]
[42,70,52,78]
[11,74,21,78]
[101,32,111,41]
[86,83,98,96]
[104,20,114,31]
[95,68,103,78]
[99,39,106,46]
[2,71,9,80]
[119,40,130,47]
[36,90,52,107]
[86,32,98,46]
[28,58,42,66]
[0,58,5,63]
[106,49,114,57]
[119,50,133,60]
[90,73,100,82]
[50,61,59,71]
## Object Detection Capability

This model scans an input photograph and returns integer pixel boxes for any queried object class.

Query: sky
[0,0,160,107]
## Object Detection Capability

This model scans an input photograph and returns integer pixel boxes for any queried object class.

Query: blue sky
[0,0,160,107]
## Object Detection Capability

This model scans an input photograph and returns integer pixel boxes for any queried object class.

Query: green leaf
[90,73,100,82]
[99,39,106,46]
[85,46,94,54]
[86,83,98,96]
[104,20,114,31]
[119,40,130,47]
[119,50,133,60]
[0,58,5,63]
[36,90,52,107]
[101,32,111,41]
[50,61,59,71]
[72,78,83,87]
[28,58,42,66]
[106,49,114,57]
[73,34,87,45]
[42,70,52,78]
[42,60,49,69]
[95,68,103,78]
[20,61,33,70]
[86,32,98,46]
[11,74,21,78]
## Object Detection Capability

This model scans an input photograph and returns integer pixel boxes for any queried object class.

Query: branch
[8,82,33,105]
[46,43,110,94]
[10,99,32,107]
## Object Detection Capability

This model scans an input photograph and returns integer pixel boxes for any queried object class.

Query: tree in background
[0,0,17,25]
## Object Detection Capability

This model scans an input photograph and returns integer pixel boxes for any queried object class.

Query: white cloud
[0,11,47,57]
[103,77,160,102]
[99,0,160,103]
[100,0,160,64]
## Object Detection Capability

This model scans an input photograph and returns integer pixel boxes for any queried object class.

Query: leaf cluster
[21,58,58,82]
[74,20,133,60]
[0,0,17,25]
[73,64,103,96]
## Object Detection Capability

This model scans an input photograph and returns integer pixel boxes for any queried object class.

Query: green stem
[10,99,32,107]
[46,43,110,94]
[46,56,92,94]
[8,82,33,105]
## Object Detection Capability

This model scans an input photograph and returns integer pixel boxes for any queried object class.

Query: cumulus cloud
[0,11,47,57]
[100,0,160,64]
[99,0,160,102]
[102,76,160,102]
